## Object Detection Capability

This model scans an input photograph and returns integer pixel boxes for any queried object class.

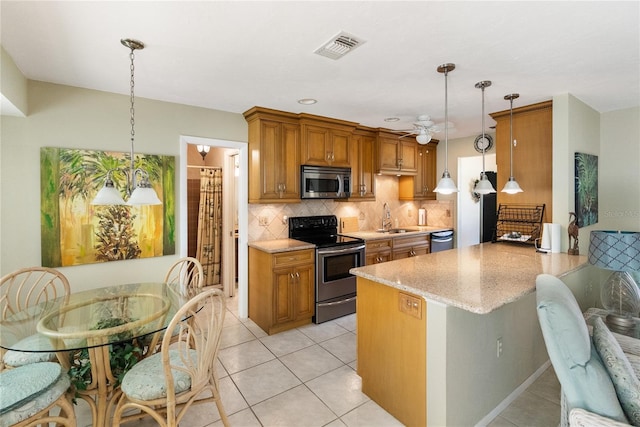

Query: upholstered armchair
[536,274,640,427]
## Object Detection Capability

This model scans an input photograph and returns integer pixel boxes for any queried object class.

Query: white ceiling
[2,1,638,138]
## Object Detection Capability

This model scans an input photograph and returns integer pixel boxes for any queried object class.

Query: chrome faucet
[382,202,392,231]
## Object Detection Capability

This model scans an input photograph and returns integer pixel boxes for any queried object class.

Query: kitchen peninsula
[350,243,588,427]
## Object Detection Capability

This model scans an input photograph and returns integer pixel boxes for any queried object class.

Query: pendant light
[474,80,496,194]
[92,38,161,206]
[433,63,458,194]
[502,93,523,194]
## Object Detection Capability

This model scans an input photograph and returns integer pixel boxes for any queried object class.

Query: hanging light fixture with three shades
[91,38,162,206]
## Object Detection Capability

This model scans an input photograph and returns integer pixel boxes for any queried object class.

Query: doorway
[179,136,248,318]
[457,154,496,248]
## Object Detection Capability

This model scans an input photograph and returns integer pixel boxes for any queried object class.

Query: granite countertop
[248,239,315,254]
[341,226,453,241]
[350,242,588,314]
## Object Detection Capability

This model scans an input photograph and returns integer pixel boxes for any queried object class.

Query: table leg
[71,344,116,427]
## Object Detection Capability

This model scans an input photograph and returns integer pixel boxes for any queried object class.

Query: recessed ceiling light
[384,117,400,122]
[298,98,317,105]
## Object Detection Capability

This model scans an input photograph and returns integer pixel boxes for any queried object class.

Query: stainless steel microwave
[301,165,351,199]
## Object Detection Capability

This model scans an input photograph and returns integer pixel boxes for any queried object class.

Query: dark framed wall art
[574,152,598,228]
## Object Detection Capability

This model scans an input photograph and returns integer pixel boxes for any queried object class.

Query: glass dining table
[0,282,200,427]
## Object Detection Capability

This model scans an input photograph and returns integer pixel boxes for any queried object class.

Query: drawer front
[366,239,392,252]
[392,234,429,250]
[273,249,315,267]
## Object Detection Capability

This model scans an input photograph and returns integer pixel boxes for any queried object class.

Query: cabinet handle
[295,272,300,279]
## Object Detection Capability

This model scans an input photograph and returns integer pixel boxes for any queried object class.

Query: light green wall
[0,80,247,292]
[599,106,640,232]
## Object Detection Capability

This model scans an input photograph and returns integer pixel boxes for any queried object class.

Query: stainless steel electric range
[288,215,365,323]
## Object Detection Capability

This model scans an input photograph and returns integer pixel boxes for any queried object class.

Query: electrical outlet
[258,216,269,226]
[408,209,413,218]
[497,337,503,358]
[446,209,451,217]
[359,212,365,220]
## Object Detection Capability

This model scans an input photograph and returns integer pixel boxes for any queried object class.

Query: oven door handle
[317,244,365,256]
[317,296,357,307]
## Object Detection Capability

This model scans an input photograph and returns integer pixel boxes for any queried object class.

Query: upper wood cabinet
[244,107,301,203]
[299,114,357,168]
[399,141,439,200]
[377,131,418,176]
[490,100,553,221]
[346,128,377,201]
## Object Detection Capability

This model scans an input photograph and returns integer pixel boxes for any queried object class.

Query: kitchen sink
[376,228,416,234]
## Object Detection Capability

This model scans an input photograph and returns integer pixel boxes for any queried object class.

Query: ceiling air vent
[314,31,365,60]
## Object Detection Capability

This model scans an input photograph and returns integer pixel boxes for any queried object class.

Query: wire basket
[494,204,545,244]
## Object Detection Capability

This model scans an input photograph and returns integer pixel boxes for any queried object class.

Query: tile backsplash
[248,175,452,242]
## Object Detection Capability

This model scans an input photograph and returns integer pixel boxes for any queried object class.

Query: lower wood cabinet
[249,247,315,335]
[391,234,430,259]
[365,239,392,265]
[365,234,430,264]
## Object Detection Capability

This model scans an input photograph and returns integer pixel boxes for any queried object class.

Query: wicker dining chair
[164,257,204,292]
[0,266,71,370]
[112,288,228,426]
[0,361,76,427]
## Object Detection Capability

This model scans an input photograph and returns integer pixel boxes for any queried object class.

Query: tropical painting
[40,147,175,267]
[574,152,598,228]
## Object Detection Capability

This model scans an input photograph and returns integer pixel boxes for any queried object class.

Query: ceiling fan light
[416,133,431,145]
[475,174,496,194]
[502,177,523,194]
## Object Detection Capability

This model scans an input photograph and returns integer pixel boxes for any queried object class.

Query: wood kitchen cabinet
[391,234,430,259]
[399,141,438,200]
[249,247,315,335]
[365,233,431,265]
[365,239,392,265]
[345,128,377,201]
[300,114,357,168]
[244,107,301,203]
[490,100,553,221]
[377,131,418,175]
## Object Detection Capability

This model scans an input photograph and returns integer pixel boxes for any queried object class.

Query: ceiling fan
[392,115,455,145]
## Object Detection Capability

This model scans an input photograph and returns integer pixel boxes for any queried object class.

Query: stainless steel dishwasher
[431,230,454,252]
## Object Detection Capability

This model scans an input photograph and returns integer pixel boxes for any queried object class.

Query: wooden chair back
[164,257,204,292]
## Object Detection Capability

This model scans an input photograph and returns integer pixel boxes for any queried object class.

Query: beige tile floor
[74,295,561,426]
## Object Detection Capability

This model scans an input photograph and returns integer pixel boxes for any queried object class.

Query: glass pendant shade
[127,186,162,206]
[475,173,496,195]
[92,178,126,205]
[434,171,458,195]
[502,177,523,194]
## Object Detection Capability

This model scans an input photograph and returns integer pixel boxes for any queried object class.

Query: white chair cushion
[0,362,70,426]
[3,334,56,367]
[120,349,197,401]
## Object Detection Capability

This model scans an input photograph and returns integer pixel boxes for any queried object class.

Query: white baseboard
[474,360,552,427]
